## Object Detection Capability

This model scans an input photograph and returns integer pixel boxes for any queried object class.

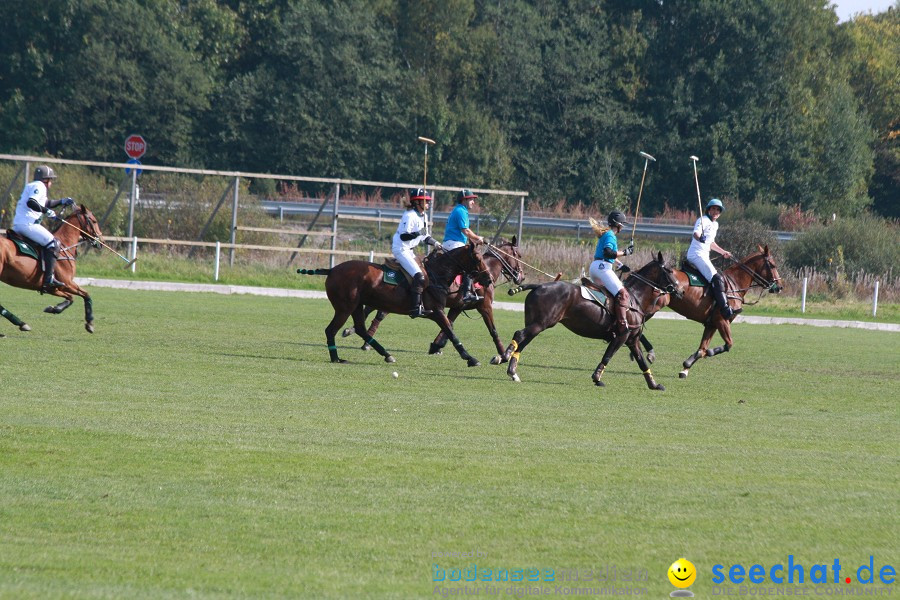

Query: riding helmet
[34,165,57,181]
[706,198,724,212]
[607,210,630,228]
[456,189,478,203]
[409,187,432,202]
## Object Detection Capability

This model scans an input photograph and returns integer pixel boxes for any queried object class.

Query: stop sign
[124,134,146,159]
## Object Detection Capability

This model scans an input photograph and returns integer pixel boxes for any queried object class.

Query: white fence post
[130,236,138,273]
[801,277,807,313]
[369,250,374,262]
[214,241,221,281]
[873,280,879,317]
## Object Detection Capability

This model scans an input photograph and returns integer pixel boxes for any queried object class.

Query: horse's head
[465,242,493,287]
[487,236,525,285]
[68,204,103,249]
[630,251,684,300]
[741,245,782,294]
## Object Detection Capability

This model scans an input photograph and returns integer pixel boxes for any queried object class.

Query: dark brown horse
[0,205,101,333]
[340,238,525,361]
[500,252,683,389]
[662,245,782,378]
[298,243,492,366]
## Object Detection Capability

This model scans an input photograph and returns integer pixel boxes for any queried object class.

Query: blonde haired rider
[588,210,634,335]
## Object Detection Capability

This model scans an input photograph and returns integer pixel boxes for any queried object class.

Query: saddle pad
[580,285,608,306]
[382,266,402,286]
[10,237,39,261]
[451,274,485,291]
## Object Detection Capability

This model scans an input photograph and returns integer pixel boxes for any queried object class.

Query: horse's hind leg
[342,307,383,351]
[0,303,31,332]
[592,335,628,387]
[631,333,655,364]
[325,311,352,363]
[352,306,395,363]
[44,297,73,314]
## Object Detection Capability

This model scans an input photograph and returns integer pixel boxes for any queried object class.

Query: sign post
[123,135,146,238]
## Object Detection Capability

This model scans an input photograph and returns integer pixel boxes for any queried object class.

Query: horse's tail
[507,283,542,296]
[297,268,331,276]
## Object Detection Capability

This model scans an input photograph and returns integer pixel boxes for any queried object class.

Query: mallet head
[689,155,699,162]
[417,136,436,145]
[639,151,656,162]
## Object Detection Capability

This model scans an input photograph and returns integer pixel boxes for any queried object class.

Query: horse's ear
[657,250,663,263]
[512,235,518,247]
[757,244,764,253]
[763,244,769,255]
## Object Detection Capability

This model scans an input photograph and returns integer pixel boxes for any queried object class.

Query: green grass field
[0,285,897,598]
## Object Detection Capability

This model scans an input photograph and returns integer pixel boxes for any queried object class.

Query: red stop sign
[124,134,146,159]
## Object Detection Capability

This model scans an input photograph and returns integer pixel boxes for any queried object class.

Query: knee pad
[44,239,60,255]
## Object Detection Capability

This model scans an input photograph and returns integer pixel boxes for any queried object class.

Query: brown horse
[340,238,525,361]
[298,243,493,366]
[501,252,683,389]
[662,245,782,378]
[0,205,101,333]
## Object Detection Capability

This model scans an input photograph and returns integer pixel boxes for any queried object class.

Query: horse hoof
[510,373,521,383]
[467,359,481,367]
[85,322,95,334]
[20,324,31,332]
[490,355,503,365]
[647,350,656,364]
[594,380,605,387]
[428,348,443,355]
[385,356,396,363]
[43,306,55,314]
[341,327,353,338]
[678,370,688,379]
[331,358,348,364]
[360,344,371,351]
[655,384,666,391]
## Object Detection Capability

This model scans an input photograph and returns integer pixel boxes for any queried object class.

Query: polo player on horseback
[588,210,634,335]
[442,189,485,304]
[687,198,739,319]
[392,188,442,318]
[12,165,75,293]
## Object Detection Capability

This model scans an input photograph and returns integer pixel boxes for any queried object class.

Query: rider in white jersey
[392,188,441,317]
[12,165,75,292]
[686,198,738,318]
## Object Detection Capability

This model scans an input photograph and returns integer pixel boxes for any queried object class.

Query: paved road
[75,277,898,332]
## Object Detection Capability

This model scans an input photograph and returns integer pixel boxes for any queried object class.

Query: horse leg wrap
[0,307,25,327]
[592,364,606,383]
[328,344,340,362]
[511,352,520,361]
[364,336,387,356]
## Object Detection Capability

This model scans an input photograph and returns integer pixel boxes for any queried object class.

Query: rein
[726,255,781,293]
[487,243,560,281]
[624,263,680,316]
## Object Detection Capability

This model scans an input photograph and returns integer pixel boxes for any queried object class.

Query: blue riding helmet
[706,198,724,212]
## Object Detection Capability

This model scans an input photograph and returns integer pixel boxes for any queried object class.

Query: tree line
[0,0,896,218]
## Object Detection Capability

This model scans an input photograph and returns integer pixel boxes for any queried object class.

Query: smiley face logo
[668,558,697,588]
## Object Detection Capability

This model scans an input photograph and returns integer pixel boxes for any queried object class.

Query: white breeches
[589,260,624,295]
[12,222,54,247]
[687,250,717,281]
[392,247,422,277]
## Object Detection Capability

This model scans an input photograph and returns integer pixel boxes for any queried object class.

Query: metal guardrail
[259,200,798,241]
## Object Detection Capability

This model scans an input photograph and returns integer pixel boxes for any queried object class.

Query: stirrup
[461,292,483,304]
[42,277,64,293]
[409,305,432,318]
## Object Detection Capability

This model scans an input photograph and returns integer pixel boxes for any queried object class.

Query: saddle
[579,277,610,308]
[6,230,41,261]
[381,257,423,287]
[680,262,709,288]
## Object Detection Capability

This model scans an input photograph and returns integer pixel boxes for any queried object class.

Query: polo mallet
[417,136,436,192]
[486,243,562,281]
[690,155,704,216]
[56,218,137,267]
[630,151,656,244]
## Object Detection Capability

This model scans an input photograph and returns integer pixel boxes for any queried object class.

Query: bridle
[625,260,683,314]
[57,207,101,258]
[484,243,525,285]
[729,253,781,293]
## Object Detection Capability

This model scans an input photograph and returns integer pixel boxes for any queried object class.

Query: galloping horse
[0,205,101,333]
[500,252,683,389]
[341,238,525,361]
[665,245,782,378]
[298,243,493,366]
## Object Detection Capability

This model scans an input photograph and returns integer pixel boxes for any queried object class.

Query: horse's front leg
[631,333,655,364]
[678,323,718,378]
[352,306,394,363]
[429,307,461,355]
[592,335,627,387]
[431,310,479,367]
[1,303,31,332]
[629,338,664,391]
